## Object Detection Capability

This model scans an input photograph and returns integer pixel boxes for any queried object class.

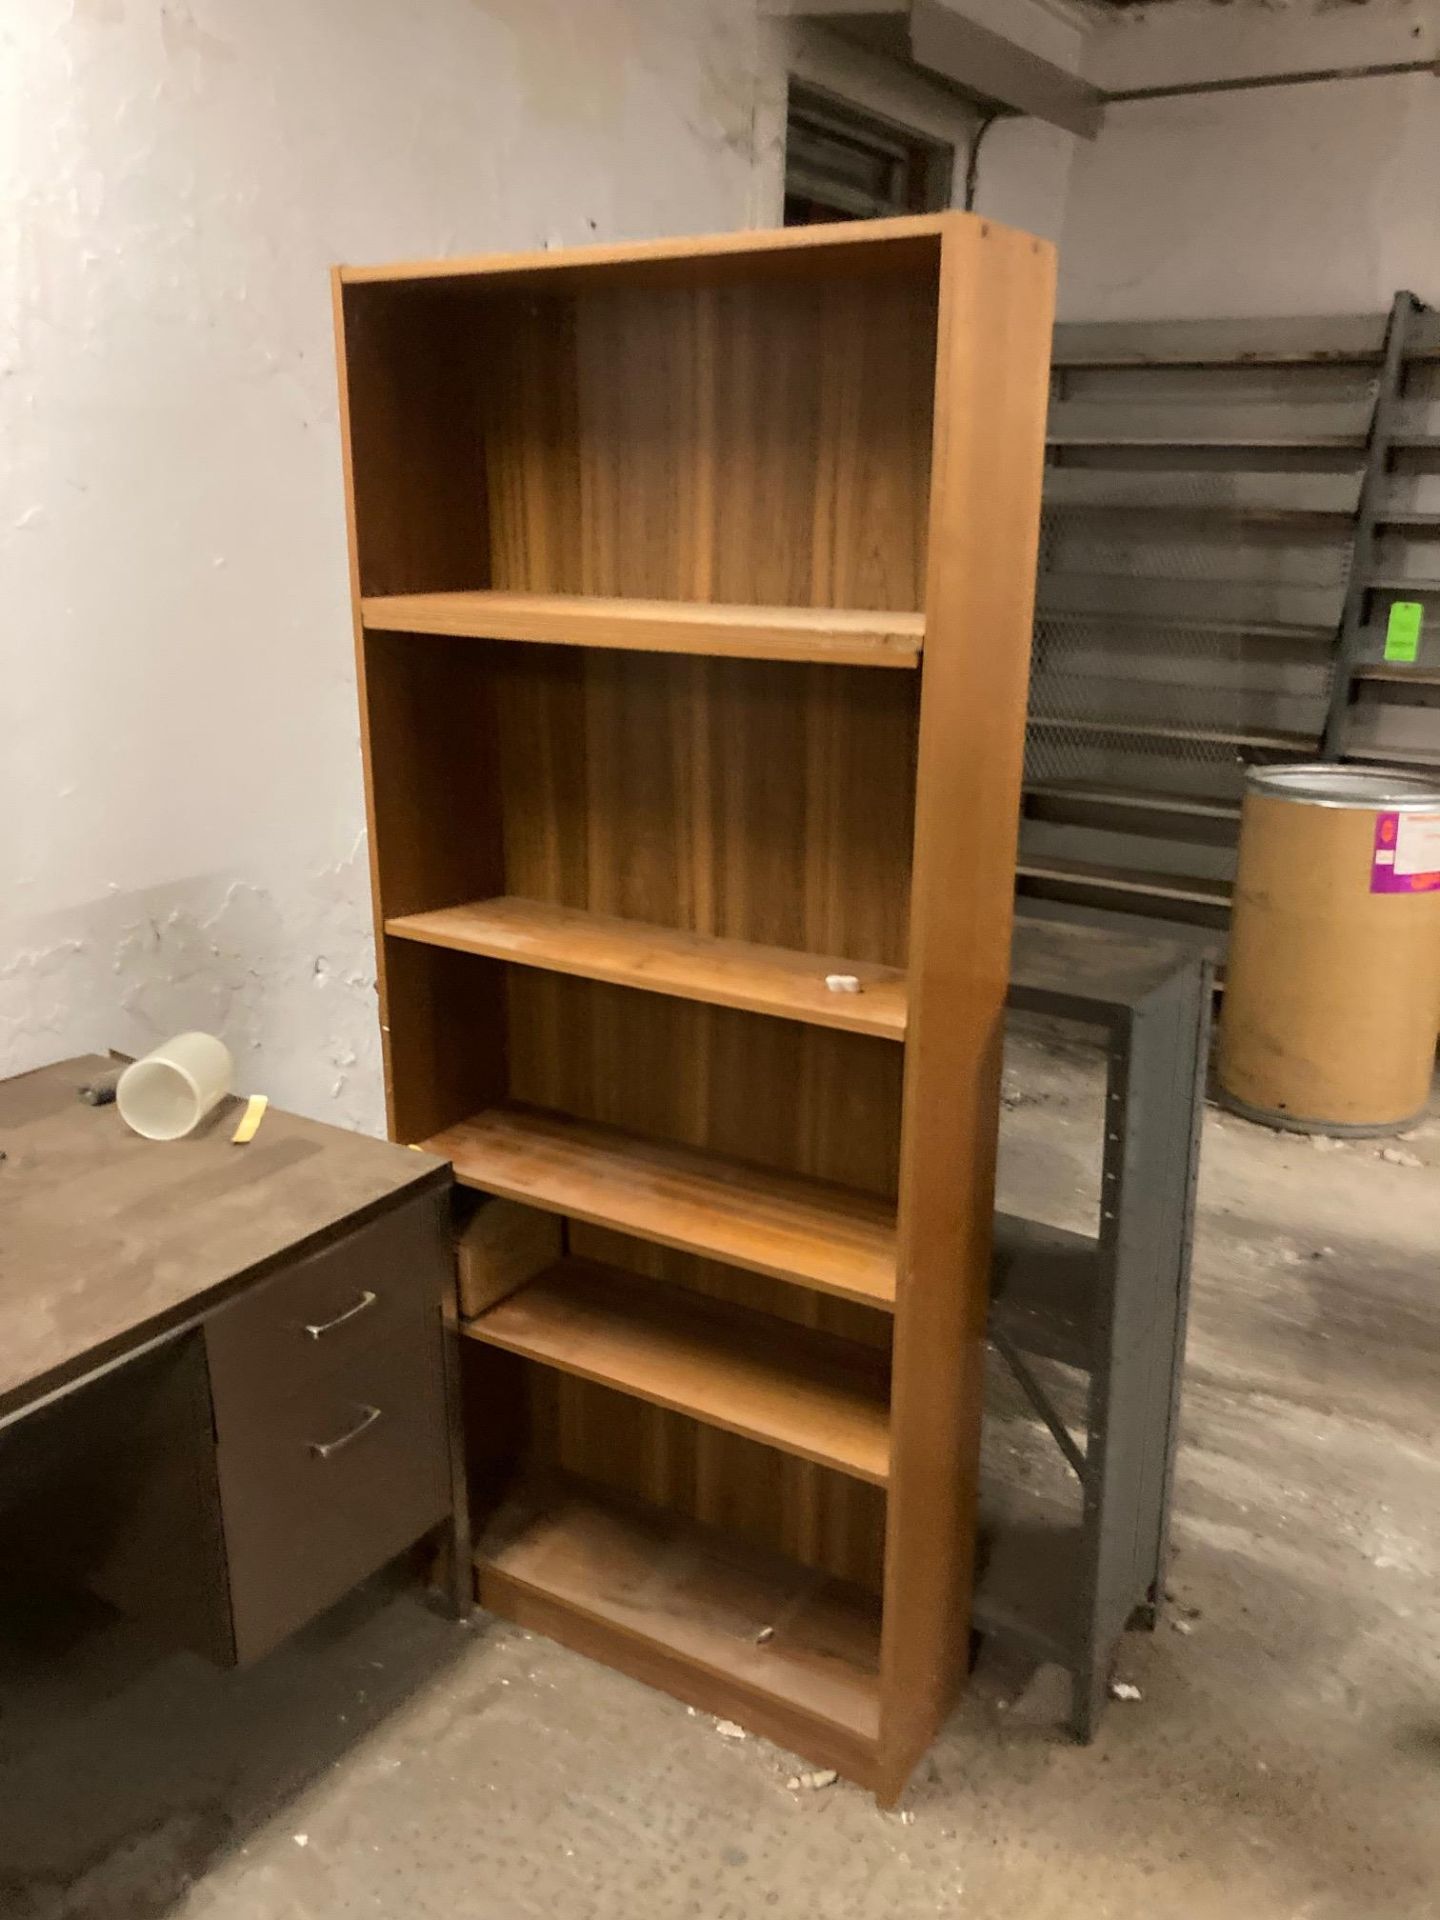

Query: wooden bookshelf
[334,211,1054,1802]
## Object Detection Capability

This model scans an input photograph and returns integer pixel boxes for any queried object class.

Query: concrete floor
[3,1024,1439,1920]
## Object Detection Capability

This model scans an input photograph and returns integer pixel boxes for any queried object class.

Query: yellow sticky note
[231,1094,269,1144]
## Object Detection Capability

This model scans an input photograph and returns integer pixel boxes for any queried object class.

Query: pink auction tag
[1371,810,1440,893]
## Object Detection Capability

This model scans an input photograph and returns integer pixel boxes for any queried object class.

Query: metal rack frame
[976,919,1213,1739]
[1024,300,1440,929]
[1321,290,1420,754]
[1323,291,1440,764]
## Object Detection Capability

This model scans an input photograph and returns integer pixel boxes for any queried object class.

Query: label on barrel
[1371,810,1440,892]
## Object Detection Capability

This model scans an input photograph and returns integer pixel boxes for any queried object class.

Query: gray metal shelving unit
[976,916,1212,1739]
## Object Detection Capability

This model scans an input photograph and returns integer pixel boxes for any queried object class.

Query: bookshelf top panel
[336,212,970,292]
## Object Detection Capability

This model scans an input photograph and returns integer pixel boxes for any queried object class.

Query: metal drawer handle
[303,1290,377,1339]
[309,1404,382,1460]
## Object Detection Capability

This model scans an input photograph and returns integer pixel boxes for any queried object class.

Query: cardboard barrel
[1218,764,1440,1135]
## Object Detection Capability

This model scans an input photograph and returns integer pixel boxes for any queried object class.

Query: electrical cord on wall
[963,110,1007,212]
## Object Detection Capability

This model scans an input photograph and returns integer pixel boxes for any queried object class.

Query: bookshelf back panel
[527,1372,888,1592]
[342,259,938,608]
[380,938,509,1146]
[341,284,490,598]
[568,1225,893,1351]
[507,974,903,1201]
[363,639,917,965]
[495,646,918,966]
[460,1345,886,1591]
[363,631,505,918]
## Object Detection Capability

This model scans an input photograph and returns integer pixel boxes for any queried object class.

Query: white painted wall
[1,0,986,1130]
[1060,0,1440,320]
[972,115,1076,247]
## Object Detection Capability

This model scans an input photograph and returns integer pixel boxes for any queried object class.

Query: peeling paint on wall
[0,840,385,1131]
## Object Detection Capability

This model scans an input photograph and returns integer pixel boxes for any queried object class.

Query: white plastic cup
[116,1032,235,1141]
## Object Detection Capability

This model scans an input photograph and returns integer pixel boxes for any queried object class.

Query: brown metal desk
[0,1054,465,1663]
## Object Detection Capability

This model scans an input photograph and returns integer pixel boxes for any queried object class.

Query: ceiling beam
[766,2,1104,139]
[910,0,1103,136]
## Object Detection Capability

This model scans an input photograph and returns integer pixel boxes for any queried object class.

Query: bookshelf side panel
[880,217,1057,1786]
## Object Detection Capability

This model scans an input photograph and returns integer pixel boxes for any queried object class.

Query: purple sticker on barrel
[1371,809,1440,893]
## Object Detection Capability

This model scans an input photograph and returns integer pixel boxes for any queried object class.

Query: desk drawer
[217,1316,449,1663]
[206,1193,445,1425]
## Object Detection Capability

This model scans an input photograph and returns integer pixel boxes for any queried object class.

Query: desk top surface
[0,1055,448,1422]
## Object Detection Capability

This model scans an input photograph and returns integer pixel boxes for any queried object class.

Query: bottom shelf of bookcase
[474,1477,886,1788]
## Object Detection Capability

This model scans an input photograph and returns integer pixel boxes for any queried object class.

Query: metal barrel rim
[1243,762,1440,811]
